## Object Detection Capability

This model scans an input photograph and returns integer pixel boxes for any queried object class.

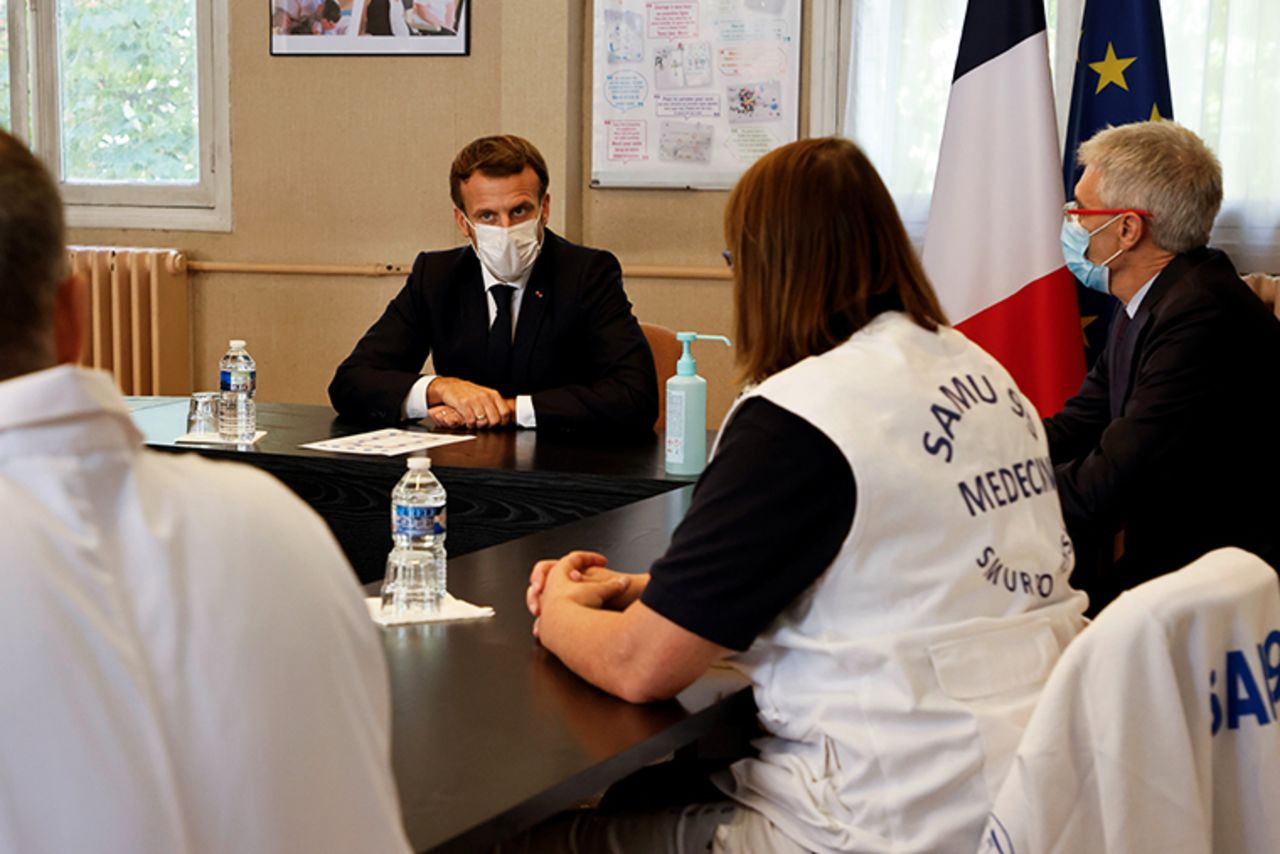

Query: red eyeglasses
[1063,204,1153,228]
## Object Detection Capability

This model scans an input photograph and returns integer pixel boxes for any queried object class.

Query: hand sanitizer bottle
[665,332,731,476]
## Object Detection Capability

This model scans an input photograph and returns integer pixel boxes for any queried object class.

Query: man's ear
[53,273,87,365]
[454,207,472,242]
[540,193,551,228]
[1118,212,1146,250]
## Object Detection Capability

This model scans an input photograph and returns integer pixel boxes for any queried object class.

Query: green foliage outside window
[58,0,199,183]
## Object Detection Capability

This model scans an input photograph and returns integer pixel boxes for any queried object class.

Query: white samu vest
[714,313,1088,854]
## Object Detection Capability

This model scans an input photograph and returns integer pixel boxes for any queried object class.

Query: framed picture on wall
[270,0,470,56]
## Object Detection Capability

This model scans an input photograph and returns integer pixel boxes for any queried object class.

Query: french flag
[923,0,1085,417]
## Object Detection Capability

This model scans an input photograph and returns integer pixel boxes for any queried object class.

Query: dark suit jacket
[328,231,658,432]
[1045,247,1280,611]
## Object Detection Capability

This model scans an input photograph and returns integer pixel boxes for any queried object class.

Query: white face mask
[464,204,545,281]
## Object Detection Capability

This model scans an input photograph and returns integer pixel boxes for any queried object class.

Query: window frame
[807,0,846,138]
[8,0,230,231]
[5,0,31,141]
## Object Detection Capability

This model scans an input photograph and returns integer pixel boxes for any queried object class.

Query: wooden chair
[640,322,680,432]
[1243,272,1280,320]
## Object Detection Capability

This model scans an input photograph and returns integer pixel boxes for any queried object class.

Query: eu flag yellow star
[1082,314,1098,348]
[1089,42,1138,94]
[1150,103,1164,120]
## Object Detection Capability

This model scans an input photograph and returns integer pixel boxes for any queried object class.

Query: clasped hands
[426,377,516,430]
[526,551,641,640]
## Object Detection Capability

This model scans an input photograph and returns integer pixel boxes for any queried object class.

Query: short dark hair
[449,135,549,212]
[725,137,948,385]
[0,130,66,380]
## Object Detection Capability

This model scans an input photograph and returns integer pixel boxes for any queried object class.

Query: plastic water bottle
[218,339,257,442]
[383,457,447,616]
[391,457,447,550]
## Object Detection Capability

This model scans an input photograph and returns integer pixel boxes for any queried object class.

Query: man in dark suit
[1047,121,1280,611]
[329,135,657,433]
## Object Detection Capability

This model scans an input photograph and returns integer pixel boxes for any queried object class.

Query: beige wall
[68,0,816,427]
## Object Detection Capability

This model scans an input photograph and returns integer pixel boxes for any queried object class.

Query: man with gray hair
[0,130,410,852]
[1047,120,1280,612]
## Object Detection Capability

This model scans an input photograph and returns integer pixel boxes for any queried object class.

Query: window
[2,0,229,230]
[1160,0,1280,273]
[837,0,1280,273]
[837,0,1068,235]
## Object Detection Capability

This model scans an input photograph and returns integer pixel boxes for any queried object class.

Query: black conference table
[128,398,701,583]
[127,398,754,852]
[379,488,755,852]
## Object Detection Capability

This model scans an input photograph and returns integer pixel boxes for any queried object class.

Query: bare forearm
[540,603,651,701]
[539,594,724,704]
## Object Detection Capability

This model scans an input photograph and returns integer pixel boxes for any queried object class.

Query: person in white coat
[521,137,1089,853]
[0,129,411,854]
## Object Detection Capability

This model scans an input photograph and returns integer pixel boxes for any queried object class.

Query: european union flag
[1062,0,1174,364]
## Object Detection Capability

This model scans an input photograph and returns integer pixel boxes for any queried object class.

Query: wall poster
[270,0,469,56]
[591,0,801,189]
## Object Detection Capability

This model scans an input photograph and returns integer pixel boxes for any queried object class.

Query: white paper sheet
[300,428,475,456]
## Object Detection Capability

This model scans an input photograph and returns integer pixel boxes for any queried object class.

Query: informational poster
[591,0,801,189]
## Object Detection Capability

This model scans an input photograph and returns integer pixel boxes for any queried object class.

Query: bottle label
[394,504,445,537]
[665,389,685,464]
[220,369,256,395]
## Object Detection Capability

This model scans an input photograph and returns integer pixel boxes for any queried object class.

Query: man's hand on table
[426,404,466,429]
[427,377,514,430]
[526,551,646,639]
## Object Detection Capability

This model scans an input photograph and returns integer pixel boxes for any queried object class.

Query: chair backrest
[1243,272,1280,320]
[640,322,680,431]
[979,547,1280,854]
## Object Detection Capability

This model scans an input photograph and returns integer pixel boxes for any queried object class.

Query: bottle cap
[229,339,246,349]
[407,457,432,470]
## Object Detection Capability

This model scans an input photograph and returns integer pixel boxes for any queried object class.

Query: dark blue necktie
[1108,309,1134,417]
[486,285,515,394]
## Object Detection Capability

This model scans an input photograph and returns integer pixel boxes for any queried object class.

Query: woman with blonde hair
[524,137,1086,852]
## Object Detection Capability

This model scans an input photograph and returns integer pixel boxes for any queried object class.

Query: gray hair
[0,130,66,380]
[1078,121,1222,254]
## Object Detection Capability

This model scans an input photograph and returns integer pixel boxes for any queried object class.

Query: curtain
[1161,0,1280,272]
[844,0,967,236]
[843,0,1280,273]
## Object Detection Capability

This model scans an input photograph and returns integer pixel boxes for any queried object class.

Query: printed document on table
[301,429,475,456]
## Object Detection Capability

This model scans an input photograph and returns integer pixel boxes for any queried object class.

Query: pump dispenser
[665,332,732,476]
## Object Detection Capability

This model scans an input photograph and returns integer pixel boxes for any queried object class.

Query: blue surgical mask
[1060,214,1124,294]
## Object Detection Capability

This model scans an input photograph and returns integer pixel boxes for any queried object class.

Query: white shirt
[0,366,411,854]
[415,0,452,21]
[274,0,322,18]
[1125,274,1158,318]
[402,253,537,428]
